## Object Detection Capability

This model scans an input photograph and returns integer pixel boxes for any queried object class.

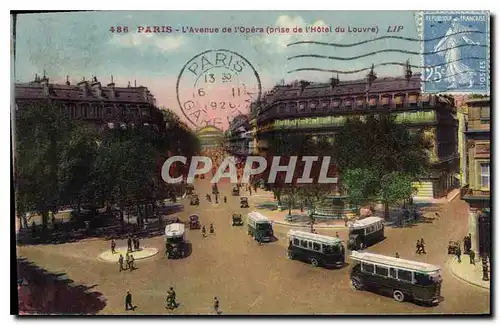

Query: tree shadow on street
[16,258,107,315]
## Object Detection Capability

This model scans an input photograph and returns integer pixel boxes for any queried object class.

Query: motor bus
[349,251,442,305]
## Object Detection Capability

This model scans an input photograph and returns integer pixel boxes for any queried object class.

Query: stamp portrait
[422,11,489,93]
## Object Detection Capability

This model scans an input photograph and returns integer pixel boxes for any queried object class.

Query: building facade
[226,114,252,158]
[460,97,491,258]
[14,74,165,131]
[254,69,459,199]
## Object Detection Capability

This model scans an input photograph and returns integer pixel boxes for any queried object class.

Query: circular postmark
[176,49,262,130]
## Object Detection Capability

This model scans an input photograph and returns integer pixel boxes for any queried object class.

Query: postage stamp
[421,11,490,94]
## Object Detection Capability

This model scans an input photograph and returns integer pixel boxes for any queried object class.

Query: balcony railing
[460,184,491,200]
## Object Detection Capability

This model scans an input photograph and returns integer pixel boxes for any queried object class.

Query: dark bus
[347,216,385,250]
[349,251,443,305]
[286,230,345,268]
[247,212,274,242]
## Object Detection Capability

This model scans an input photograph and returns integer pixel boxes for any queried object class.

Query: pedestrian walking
[456,245,462,263]
[127,235,132,252]
[249,187,252,196]
[469,250,476,265]
[435,212,440,220]
[125,253,131,270]
[420,238,426,254]
[416,239,421,254]
[136,237,140,250]
[335,232,339,238]
[125,291,134,311]
[202,225,207,238]
[31,221,36,237]
[223,196,227,204]
[210,223,215,234]
[395,253,400,258]
[119,254,125,272]
[129,255,135,271]
[213,296,220,314]
[111,239,116,254]
[166,287,177,309]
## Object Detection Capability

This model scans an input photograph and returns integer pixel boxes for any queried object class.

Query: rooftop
[287,230,343,246]
[350,251,441,273]
[349,217,384,229]
[247,211,271,223]
[165,223,185,238]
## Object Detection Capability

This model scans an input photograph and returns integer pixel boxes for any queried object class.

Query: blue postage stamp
[422,11,489,93]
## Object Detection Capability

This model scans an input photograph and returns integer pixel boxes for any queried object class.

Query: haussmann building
[254,68,459,200]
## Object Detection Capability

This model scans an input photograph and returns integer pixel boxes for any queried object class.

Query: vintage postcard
[12,10,491,315]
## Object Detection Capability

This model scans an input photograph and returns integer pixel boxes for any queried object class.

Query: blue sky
[14,11,422,126]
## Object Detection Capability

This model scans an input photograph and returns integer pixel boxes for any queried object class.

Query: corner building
[459,97,490,258]
[14,74,166,132]
[254,71,459,199]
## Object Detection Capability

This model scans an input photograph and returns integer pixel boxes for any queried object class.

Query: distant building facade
[254,68,459,199]
[14,74,165,131]
[226,115,252,157]
[459,97,490,258]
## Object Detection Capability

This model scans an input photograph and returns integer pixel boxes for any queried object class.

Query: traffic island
[448,255,490,290]
[98,247,159,263]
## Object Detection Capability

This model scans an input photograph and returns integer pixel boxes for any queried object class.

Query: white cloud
[109,33,187,52]
[252,15,340,53]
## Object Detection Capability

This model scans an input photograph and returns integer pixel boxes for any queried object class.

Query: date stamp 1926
[176,49,262,130]
[421,11,489,94]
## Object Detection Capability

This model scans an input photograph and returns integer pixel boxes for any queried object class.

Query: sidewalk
[448,255,490,290]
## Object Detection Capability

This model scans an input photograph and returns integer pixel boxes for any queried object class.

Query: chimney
[405,59,413,83]
[90,75,102,97]
[299,80,310,95]
[366,63,377,88]
[330,73,340,90]
[107,75,116,99]
[40,70,50,96]
[77,77,89,97]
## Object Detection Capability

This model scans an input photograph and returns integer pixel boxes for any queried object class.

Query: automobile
[189,214,200,230]
[232,213,243,226]
[190,194,200,205]
[165,223,186,259]
[240,197,249,208]
[448,241,460,255]
[232,186,240,196]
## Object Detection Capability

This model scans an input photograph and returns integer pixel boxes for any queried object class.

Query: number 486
[424,67,445,82]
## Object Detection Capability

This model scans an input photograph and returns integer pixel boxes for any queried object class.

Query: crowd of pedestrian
[118,252,136,272]
[415,238,426,254]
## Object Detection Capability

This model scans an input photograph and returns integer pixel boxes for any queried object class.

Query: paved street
[16,179,490,314]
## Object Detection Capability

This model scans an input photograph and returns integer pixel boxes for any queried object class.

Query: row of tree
[259,114,433,219]
[14,103,200,232]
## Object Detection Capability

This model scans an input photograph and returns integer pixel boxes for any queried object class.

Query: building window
[369,97,377,107]
[356,98,365,109]
[389,268,397,279]
[310,100,318,112]
[321,100,329,110]
[298,102,306,113]
[300,240,308,248]
[332,100,341,110]
[313,242,321,251]
[480,163,490,188]
[381,96,390,107]
[394,95,404,107]
[408,94,418,106]
[344,99,352,109]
